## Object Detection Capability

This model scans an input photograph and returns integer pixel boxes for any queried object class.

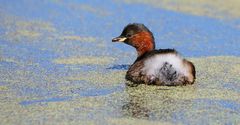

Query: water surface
[0,0,240,124]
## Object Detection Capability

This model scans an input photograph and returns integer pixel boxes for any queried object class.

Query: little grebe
[112,23,195,86]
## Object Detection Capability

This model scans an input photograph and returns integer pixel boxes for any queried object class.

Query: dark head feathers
[120,23,154,41]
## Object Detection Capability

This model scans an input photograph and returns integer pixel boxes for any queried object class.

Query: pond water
[0,0,240,124]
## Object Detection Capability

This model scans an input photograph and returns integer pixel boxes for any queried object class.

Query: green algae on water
[56,35,96,42]
[63,71,126,85]
[50,0,111,17]
[53,56,115,65]
[120,0,240,19]
[1,50,240,125]
[0,10,98,43]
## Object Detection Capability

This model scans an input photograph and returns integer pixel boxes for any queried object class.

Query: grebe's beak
[112,36,127,42]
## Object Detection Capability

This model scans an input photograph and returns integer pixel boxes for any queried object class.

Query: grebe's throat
[132,31,155,57]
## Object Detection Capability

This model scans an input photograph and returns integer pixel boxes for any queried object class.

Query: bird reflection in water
[122,95,151,119]
[121,86,194,121]
[107,64,130,70]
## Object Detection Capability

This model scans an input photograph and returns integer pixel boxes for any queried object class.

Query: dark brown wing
[125,60,145,84]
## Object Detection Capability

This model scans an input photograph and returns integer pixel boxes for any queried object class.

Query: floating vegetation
[56,35,96,42]
[0,10,97,43]
[1,39,240,124]
[2,19,56,42]
[0,86,8,91]
[64,71,125,85]
[0,0,240,124]
[120,0,240,19]
[191,56,240,82]
[53,56,115,65]
[50,1,111,17]
[108,118,171,125]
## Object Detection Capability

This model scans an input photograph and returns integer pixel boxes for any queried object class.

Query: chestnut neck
[131,31,155,57]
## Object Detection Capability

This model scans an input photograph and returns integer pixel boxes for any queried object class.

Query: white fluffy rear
[142,53,188,77]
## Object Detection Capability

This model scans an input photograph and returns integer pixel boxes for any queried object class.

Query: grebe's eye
[126,34,132,37]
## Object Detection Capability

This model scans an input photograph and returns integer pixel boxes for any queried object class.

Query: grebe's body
[126,49,195,86]
[112,23,195,86]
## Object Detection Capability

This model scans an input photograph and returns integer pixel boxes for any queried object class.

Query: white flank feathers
[142,53,188,77]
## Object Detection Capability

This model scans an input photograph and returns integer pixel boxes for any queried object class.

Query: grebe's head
[112,23,155,56]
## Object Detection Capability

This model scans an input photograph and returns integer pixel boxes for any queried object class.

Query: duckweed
[53,56,115,65]
[2,56,240,124]
[1,0,240,124]
[120,0,240,19]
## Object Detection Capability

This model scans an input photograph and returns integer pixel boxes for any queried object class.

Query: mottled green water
[0,0,240,125]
